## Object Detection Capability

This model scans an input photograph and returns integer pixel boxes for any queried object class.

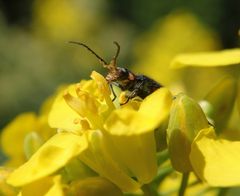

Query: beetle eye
[118,68,129,79]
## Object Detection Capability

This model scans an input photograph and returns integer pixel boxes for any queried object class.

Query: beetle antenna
[110,41,120,69]
[113,41,120,61]
[68,41,108,66]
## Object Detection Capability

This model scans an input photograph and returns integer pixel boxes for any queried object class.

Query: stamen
[63,93,84,117]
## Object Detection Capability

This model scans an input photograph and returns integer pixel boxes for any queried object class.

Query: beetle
[69,41,162,104]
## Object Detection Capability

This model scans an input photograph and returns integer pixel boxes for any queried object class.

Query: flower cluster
[1,48,240,195]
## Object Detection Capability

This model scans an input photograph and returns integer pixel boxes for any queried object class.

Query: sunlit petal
[171,48,240,69]
[7,133,88,186]
[190,127,240,186]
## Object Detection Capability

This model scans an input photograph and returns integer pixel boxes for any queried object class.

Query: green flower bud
[204,77,237,133]
[198,100,215,126]
[68,177,123,196]
[167,93,209,172]
[24,132,43,159]
[63,158,96,182]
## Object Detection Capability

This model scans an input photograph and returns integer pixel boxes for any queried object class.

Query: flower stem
[178,172,189,196]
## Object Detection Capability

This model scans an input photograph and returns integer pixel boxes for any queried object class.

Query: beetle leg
[120,96,130,105]
[110,84,117,102]
[120,90,137,105]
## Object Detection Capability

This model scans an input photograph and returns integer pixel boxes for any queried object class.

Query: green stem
[218,187,229,196]
[178,172,189,196]
[142,184,158,196]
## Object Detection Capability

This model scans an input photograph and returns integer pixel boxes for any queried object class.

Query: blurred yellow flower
[7,71,172,193]
[32,0,103,41]
[133,11,220,86]
[1,94,57,167]
[1,113,39,167]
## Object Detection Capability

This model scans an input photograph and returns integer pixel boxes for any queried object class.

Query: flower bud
[68,177,123,196]
[167,93,209,172]
[63,158,96,182]
[198,100,214,126]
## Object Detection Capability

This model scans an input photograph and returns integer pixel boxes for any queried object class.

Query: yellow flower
[50,71,172,191]
[7,71,172,193]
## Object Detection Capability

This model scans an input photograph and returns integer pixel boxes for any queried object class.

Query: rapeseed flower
[4,45,240,195]
[7,71,172,193]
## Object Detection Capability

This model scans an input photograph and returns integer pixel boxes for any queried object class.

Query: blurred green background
[0,0,240,129]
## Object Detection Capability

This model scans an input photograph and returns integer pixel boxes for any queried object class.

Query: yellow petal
[7,133,88,186]
[48,84,82,131]
[138,88,173,127]
[171,48,240,69]
[45,176,64,196]
[102,88,171,183]
[21,175,63,196]
[104,131,158,184]
[0,167,18,195]
[90,71,114,110]
[80,130,140,192]
[1,113,38,163]
[190,127,240,186]
[105,88,172,135]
